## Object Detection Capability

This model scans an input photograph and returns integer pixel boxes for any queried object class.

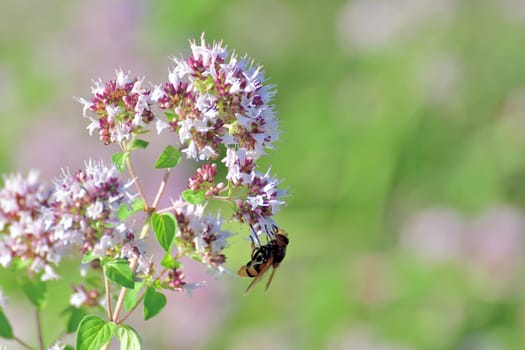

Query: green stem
[104,275,113,321]
[120,142,150,211]
[111,258,139,323]
[35,310,44,350]
[151,169,171,210]
[13,335,35,350]
[116,250,173,324]
[156,202,187,214]
[117,288,146,324]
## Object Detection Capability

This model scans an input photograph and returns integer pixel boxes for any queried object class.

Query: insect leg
[249,224,262,246]
[264,266,278,292]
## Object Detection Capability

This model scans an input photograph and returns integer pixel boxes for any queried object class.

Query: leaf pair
[113,144,182,173]
[124,282,167,322]
[152,212,182,270]
[76,315,141,350]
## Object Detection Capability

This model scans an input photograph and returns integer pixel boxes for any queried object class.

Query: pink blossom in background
[400,206,525,298]
[400,208,466,263]
[336,0,456,53]
[465,206,525,293]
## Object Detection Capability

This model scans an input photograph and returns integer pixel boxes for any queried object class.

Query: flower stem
[111,258,139,323]
[115,266,170,324]
[121,143,150,211]
[35,310,44,350]
[117,288,146,324]
[151,169,171,210]
[13,335,35,350]
[105,275,113,321]
[156,201,187,214]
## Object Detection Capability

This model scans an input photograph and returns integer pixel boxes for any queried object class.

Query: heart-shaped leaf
[20,277,47,310]
[0,310,13,339]
[154,145,182,169]
[103,258,135,289]
[152,212,177,253]
[124,281,145,312]
[144,287,167,320]
[117,324,142,350]
[76,315,117,350]
[182,189,206,204]
[112,152,129,173]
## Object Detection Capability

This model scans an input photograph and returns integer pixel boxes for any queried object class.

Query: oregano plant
[0,35,287,350]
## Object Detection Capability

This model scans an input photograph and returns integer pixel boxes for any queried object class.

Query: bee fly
[238,226,289,295]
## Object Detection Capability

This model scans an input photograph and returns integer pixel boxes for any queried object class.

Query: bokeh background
[3,0,525,349]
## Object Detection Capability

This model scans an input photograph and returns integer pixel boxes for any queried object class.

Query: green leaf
[81,251,98,264]
[66,307,87,334]
[131,198,145,212]
[160,253,180,269]
[118,204,131,221]
[13,258,31,270]
[182,189,207,204]
[117,324,142,350]
[188,252,203,263]
[151,212,177,253]
[112,152,129,173]
[64,345,75,350]
[130,139,149,151]
[76,315,117,350]
[144,287,167,320]
[124,281,145,312]
[21,277,47,310]
[154,145,182,169]
[0,309,13,339]
[103,258,135,289]
[118,198,145,221]
[164,111,176,122]
[204,76,215,91]
[194,76,215,93]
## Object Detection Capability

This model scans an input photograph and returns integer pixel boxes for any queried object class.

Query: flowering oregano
[0,35,288,350]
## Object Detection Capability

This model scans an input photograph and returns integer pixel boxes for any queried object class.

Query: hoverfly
[238,226,289,295]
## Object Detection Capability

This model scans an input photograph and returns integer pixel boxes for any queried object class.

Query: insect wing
[243,258,272,295]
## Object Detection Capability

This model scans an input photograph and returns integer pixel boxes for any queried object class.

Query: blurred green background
[3,0,525,349]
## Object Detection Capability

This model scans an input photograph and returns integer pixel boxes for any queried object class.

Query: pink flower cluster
[78,71,155,145]
[79,35,287,243]
[153,36,279,161]
[0,36,290,343]
[0,171,60,280]
[172,200,232,270]
[223,149,286,234]
[44,160,149,271]
[0,161,151,281]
